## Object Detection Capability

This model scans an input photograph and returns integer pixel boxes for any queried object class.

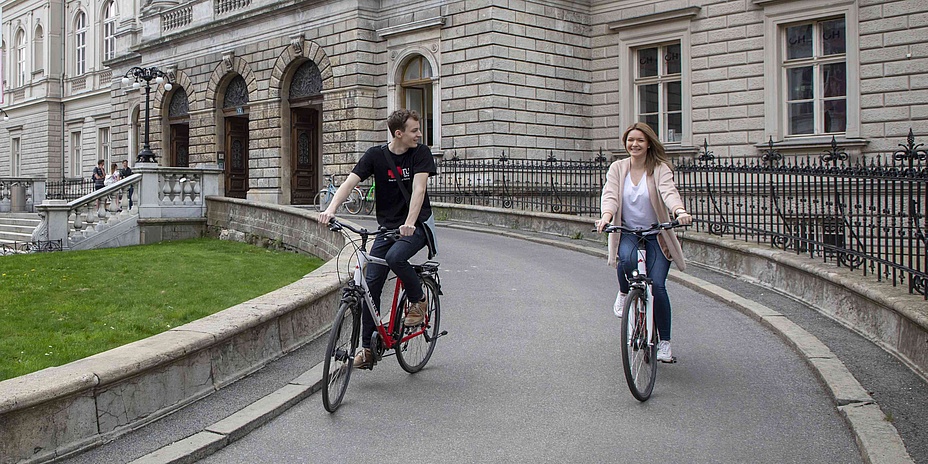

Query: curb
[129,222,913,464]
[129,365,324,464]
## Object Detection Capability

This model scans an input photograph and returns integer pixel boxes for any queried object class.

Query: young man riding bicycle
[317,109,437,369]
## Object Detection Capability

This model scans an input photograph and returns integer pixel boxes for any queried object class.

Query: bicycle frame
[627,244,655,350]
[346,232,430,351]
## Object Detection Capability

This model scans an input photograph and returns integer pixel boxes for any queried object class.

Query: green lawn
[0,238,323,381]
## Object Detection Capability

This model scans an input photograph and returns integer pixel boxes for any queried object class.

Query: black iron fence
[429,151,609,216]
[428,132,927,299]
[0,240,63,255]
[676,132,927,299]
[45,178,95,201]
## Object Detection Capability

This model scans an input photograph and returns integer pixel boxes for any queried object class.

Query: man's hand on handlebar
[399,224,416,237]
[318,210,336,225]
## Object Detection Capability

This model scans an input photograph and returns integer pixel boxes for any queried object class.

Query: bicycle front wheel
[345,188,363,215]
[322,301,359,412]
[394,276,441,373]
[621,288,657,401]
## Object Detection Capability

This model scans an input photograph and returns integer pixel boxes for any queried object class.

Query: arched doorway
[288,61,323,205]
[168,87,190,167]
[223,75,249,199]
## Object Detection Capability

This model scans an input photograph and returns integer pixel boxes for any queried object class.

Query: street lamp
[0,108,9,122]
[122,67,173,163]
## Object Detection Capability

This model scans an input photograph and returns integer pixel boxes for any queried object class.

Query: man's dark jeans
[360,227,428,349]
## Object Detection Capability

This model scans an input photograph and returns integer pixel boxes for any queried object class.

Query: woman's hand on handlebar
[675,211,693,226]
[595,212,613,233]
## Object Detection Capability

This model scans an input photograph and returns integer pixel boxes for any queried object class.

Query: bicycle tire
[621,288,657,401]
[345,188,363,215]
[394,276,441,373]
[363,189,376,215]
[322,301,359,412]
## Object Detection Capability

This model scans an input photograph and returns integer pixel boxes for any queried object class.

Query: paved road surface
[196,223,860,463]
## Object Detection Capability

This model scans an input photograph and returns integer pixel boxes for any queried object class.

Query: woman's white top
[622,171,659,232]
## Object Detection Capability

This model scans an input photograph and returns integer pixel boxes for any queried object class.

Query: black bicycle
[602,221,682,401]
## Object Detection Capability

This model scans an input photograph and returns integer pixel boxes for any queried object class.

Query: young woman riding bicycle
[595,122,693,362]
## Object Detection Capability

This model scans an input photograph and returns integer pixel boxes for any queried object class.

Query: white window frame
[70,131,83,178]
[11,137,21,177]
[75,11,88,76]
[399,54,434,147]
[762,0,859,140]
[99,127,111,166]
[614,13,694,148]
[387,46,442,151]
[15,29,27,87]
[632,41,684,143]
[103,1,117,61]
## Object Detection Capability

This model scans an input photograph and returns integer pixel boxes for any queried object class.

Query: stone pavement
[59,221,924,464]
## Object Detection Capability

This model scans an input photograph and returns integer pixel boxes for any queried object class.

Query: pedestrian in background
[120,160,134,209]
[92,160,106,190]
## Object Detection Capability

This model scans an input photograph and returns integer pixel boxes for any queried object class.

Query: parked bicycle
[357,180,376,215]
[322,218,446,412]
[601,220,682,402]
[315,175,363,214]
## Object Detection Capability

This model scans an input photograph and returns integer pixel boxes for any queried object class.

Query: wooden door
[291,108,318,205]
[171,124,190,167]
[225,117,249,199]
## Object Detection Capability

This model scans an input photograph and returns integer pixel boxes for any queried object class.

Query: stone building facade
[2,0,926,204]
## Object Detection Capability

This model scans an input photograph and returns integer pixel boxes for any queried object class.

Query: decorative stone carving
[222,51,235,71]
[290,34,304,56]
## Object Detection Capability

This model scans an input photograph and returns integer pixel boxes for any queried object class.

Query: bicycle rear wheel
[620,288,657,401]
[394,276,441,373]
[322,301,359,412]
[345,188,363,214]
[314,190,332,212]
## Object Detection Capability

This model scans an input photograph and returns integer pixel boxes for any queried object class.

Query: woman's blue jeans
[360,227,427,349]
[617,233,672,341]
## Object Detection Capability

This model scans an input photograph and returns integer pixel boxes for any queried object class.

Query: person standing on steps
[317,109,438,369]
[596,122,693,362]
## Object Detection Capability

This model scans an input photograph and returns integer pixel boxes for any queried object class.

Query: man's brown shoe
[404,299,427,326]
[353,348,372,369]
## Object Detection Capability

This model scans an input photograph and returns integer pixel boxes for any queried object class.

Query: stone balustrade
[34,164,222,250]
[0,178,46,213]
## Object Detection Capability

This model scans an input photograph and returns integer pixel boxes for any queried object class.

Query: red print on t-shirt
[387,166,407,179]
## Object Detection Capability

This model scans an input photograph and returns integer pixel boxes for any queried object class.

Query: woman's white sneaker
[657,341,673,362]
[613,293,626,318]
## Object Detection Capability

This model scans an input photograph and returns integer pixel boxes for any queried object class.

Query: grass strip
[0,238,323,381]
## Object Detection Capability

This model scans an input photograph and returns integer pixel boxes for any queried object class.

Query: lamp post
[0,108,9,122]
[122,67,172,163]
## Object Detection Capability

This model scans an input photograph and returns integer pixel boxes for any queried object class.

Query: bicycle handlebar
[328,218,399,239]
[598,220,682,235]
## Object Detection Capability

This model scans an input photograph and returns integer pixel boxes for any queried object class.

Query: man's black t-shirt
[352,143,436,229]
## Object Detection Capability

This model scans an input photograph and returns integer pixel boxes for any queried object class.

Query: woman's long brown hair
[622,122,671,175]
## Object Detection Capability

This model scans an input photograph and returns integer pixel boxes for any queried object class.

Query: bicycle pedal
[659,356,677,364]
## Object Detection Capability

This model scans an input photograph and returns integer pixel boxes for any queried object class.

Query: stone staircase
[0,213,41,245]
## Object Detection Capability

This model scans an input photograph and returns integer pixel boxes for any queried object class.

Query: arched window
[15,29,26,86]
[400,55,434,146]
[103,1,117,61]
[75,11,87,75]
[33,25,44,74]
